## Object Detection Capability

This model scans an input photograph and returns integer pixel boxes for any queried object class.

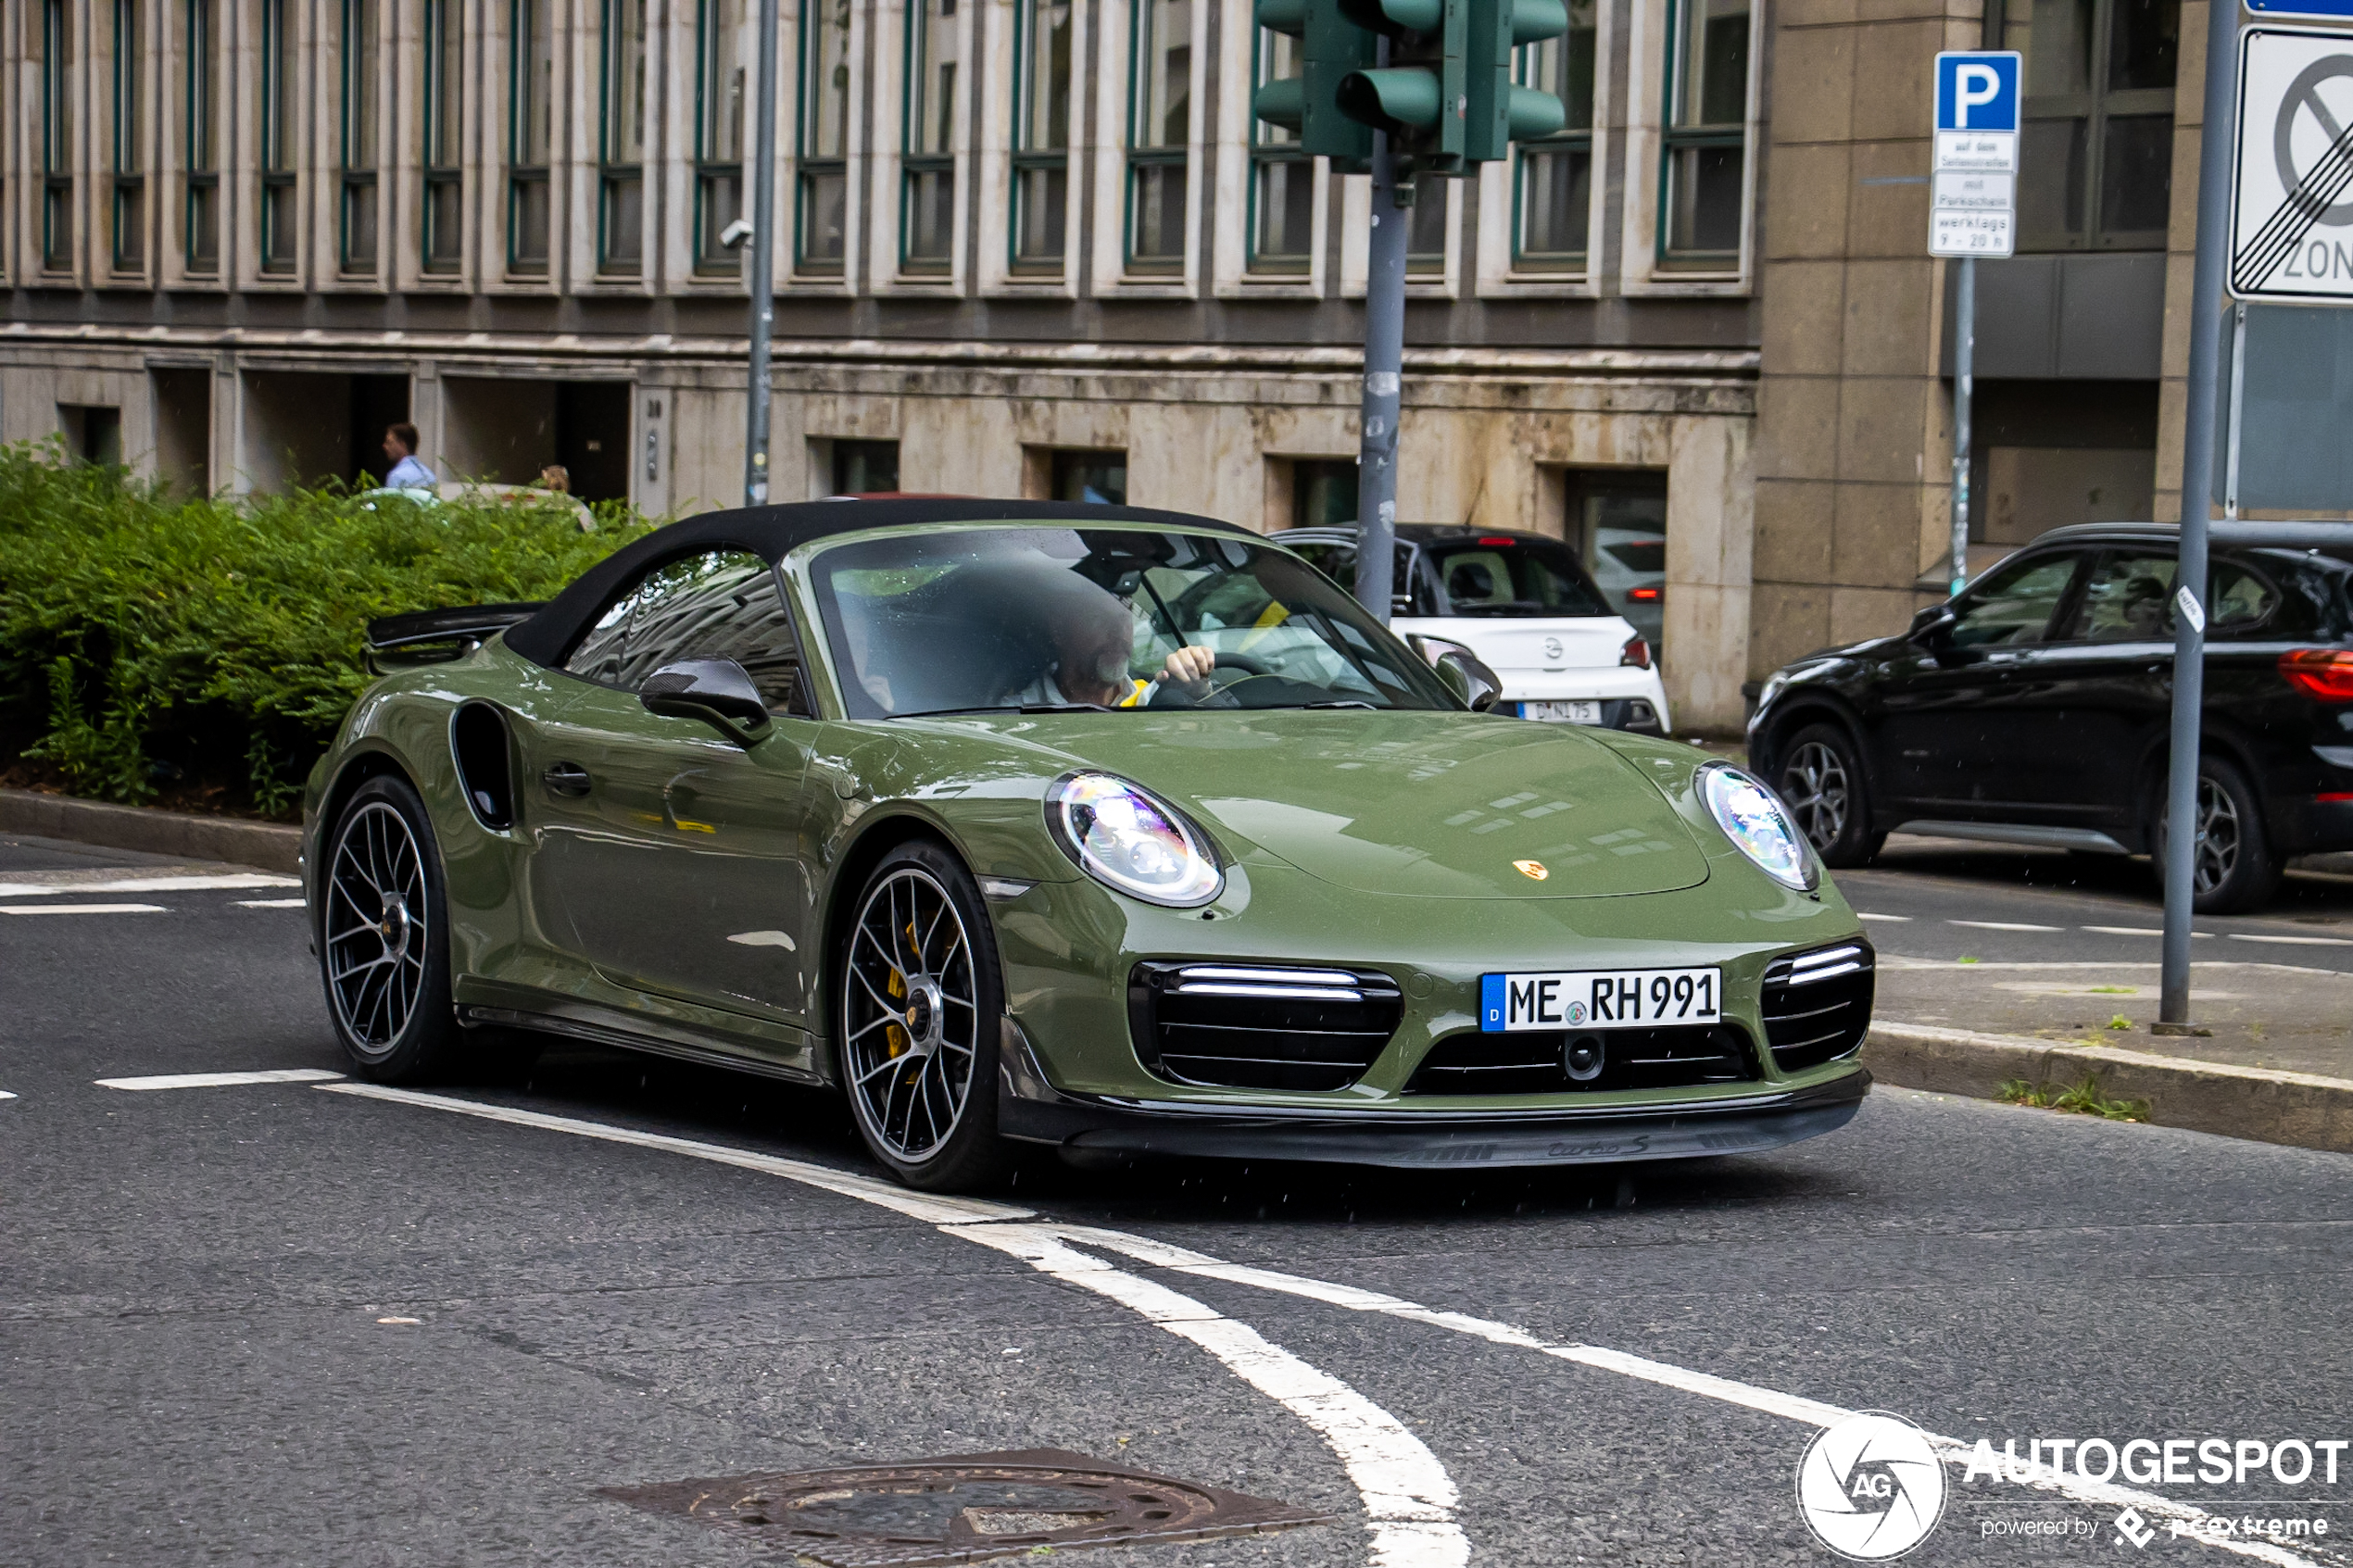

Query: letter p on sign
[1935,52,2021,132]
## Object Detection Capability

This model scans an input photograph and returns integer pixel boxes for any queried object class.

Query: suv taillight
[1620,636,1652,671]
[2279,648,2353,701]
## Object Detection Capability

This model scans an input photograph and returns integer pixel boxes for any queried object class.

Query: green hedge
[0,442,654,816]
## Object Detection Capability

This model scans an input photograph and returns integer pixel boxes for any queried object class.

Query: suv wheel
[2158,756,2284,915]
[1776,723,1886,868]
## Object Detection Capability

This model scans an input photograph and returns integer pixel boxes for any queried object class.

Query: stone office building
[0,0,2204,729]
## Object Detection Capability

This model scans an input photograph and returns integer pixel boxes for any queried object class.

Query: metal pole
[2224,300,2247,521]
[1355,62,1406,624]
[744,0,782,507]
[1950,257,1975,596]
[2158,0,2239,1032]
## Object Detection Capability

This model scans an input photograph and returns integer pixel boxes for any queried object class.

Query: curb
[0,788,303,875]
[1863,1022,2353,1157]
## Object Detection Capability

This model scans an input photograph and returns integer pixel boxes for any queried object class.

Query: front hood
[921,709,1711,899]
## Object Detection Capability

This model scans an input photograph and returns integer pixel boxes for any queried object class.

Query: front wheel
[1775,723,1885,868]
[318,774,463,1083]
[837,840,1015,1192]
[2157,756,2283,915]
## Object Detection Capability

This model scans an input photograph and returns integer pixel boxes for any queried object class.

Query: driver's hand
[1161,645,1216,694]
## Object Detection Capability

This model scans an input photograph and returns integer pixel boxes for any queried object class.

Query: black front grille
[1760,941,1875,1072]
[1129,962,1404,1092]
[1403,1023,1761,1095]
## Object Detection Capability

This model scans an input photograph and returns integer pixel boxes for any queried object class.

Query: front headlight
[1045,771,1225,907]
[1698,762,1817,891]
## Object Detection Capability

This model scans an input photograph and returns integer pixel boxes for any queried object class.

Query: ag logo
[1542,636,1565,660]
[1795,1412,1947,1561]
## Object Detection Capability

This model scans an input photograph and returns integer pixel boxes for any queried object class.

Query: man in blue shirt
[382,423,437,490]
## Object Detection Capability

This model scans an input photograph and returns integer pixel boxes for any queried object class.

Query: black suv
[1747,521,2353,912]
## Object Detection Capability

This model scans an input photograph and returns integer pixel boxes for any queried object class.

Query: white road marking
[0,903,170,916]
[2227,932,2353,947]
[2083,925,2212,938]
[724,929,796,949]
[234,898,309,909]
[1856,912,1911,922]
[0,872,296,897]
[311,1085,2315,1568]
[1946,920,2063,932]
[317,1084,1463,1565]
[0,1090,17,1101]
[98,1068,346,1091]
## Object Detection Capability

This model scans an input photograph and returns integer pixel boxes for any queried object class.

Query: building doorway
[556,383,632,504]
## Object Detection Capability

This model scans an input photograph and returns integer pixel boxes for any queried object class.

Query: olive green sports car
[306,499,1872,1190]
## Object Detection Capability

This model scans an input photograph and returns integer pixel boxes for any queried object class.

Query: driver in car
[999,571,1217,709]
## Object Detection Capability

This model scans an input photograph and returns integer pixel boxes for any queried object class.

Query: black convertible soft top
[501,496,1255,669]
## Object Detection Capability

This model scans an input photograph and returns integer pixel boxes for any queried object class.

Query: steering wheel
[1212,651,1273,676]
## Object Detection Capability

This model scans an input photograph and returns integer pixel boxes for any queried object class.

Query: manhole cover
[597,1448,1333,1566]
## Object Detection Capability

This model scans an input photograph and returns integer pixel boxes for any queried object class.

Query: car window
[1949,554,2080,647]
[1283,540,1434,616]
[2058,552,2280,642]
[1427,536,1612,618]
[562,549,811,715]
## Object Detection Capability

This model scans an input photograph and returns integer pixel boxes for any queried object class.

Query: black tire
[836,839,1015,1192]
[1774,722,1886,868]
[316,774,464,1083]
[2156,755,2284,915]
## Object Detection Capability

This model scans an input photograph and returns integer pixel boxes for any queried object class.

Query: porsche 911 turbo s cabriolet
[307,498,1874,1190]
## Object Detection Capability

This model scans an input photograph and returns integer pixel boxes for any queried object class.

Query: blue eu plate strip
[1479,973,1506,1032]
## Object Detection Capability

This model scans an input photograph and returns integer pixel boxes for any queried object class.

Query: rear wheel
[318,775,462,1083]
[2157,756,2283,915]
[1776,723,1885,868]
[837,840,1014,1192]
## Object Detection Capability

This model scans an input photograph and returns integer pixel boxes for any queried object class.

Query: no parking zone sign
[1931,52,2021,257]
[2232,26,2353,299]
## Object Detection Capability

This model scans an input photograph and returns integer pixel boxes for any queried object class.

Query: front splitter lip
[1000,1066,1869,1170]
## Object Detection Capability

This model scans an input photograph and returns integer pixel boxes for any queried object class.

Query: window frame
[183,0,220,275]
[258,0,298,275]
[1989,0,2177,252]
[1655,0,1752,271]
[693,0,748,275]
[422,0,464,274]
[897,0,959,276]
[795,0,853,275]
[42,0,74,274]
[1121,0,1190,276]
[1508,11,1596,274]
[597,0,648,276]
[112,0,147,276]
[1009,0,1075,276]
[1244,19,1313,276]
[337,0,379,276]
[507,0,554,276]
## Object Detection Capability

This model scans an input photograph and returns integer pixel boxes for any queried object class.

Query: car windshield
[808,526,1459,718]
[1427,536,1613,618]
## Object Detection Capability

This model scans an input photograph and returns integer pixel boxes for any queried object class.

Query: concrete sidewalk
[1865,955,2353,1156]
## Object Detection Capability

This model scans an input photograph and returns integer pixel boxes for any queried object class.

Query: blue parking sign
[1934,52,2021,133]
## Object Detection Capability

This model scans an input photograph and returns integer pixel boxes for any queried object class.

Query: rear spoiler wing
[364,603,546,672]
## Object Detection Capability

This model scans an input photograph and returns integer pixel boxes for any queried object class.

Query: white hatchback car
[1274,523,1672,734]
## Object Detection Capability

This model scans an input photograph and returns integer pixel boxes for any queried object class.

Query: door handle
[541,761,592,797]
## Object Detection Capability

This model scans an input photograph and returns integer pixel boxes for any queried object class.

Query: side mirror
[1908,602,1958,646]
[1406,633,1504,712]
[641,659,774,746]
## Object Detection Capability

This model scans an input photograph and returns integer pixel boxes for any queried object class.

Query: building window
[1051,449,1126,504]
[1011,0,1072,271]
[113,0,146,273]
[1125,0,1189,272]
[42,0,72,272]
[339,0,378,274]
[510,0,554,273]
[1406,187,1447,275]
[831,439,900,494]
[1247,23,1311,273]
[797,0,851,271]
[422,0,463,272]
[900,0,957,271]
[599,0,648,274]
[1999,0,2177,250]
[259,0,297,272]
[694,0,747,272]
[1513,0,1595,270]
[1658,0,1748,267]
[184,0,219,273]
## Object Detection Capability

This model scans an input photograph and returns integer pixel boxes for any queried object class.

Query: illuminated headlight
[1699,762,1818,891]
[1045,772,1225,907]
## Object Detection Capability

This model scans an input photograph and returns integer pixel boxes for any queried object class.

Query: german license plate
[1479,967,1722,1032]
[1521,699,1602,724]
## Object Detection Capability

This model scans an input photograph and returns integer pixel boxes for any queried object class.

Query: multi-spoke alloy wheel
[2190,776,2239,897]
[316,775,461,1082]
[2154,757,2281,915]
[327,803,430,1053]
[1780,740,1850,852]
[838,843,1013,1190]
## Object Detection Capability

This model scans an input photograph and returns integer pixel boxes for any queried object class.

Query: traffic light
[1252,0,1377,170]
[1466,0,1572,162]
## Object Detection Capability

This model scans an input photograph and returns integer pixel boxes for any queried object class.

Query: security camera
[720,217,755,249]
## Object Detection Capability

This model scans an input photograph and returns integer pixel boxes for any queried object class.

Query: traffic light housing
[1252,0,1377,171]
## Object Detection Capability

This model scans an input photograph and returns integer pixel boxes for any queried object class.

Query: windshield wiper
[1019,701,1119,713]
[1302,699,1378,709]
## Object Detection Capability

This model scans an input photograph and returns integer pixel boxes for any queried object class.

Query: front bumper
[998,1029,1869,1168]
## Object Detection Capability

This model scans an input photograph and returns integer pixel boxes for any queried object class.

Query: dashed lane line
[97,1069,346,1091]
[315,1082,1466,1567]
[1947,919,2065,933]
[2082,925,2213,938]
[311,1082,2315,1568]
[1856,912,1911,922]
[0,1091,16,1101]
[0,904,170,916]
[234,898,308,909]
[0,872,296,897]
[2228,932,2353,947]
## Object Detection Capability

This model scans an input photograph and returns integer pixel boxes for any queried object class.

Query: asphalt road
[6,829,2352,1568]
